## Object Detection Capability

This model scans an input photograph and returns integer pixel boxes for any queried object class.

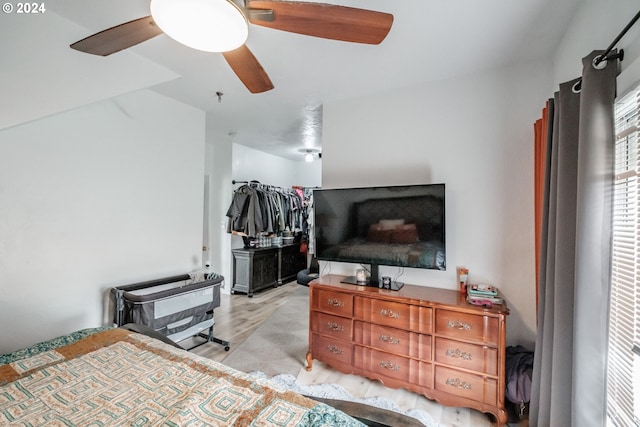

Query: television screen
[313,183,446,279]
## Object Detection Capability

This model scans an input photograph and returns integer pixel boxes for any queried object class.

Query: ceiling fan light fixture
[150,0,248,53]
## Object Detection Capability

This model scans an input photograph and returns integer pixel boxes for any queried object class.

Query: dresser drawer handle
[447,320,472,330]
[326,322,344,331]
[446,348,472,360]
[445,377,471,390]
[327,298,345,307]
[326,344,343,355]
[379,334,400,345]
[379,308,401,318]
[379,360,400,371]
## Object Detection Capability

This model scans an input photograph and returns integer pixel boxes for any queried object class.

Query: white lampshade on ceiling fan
[150,0,249,53]
[70,1,393,94]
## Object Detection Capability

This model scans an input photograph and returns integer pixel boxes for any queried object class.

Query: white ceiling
[4,0,583,160]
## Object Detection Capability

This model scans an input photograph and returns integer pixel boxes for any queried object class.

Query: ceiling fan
[69,0,394,94]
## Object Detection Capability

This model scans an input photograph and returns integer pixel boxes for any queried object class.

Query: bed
[0,327,363,426]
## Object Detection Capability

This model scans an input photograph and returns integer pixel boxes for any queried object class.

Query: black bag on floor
[505,345,534,422]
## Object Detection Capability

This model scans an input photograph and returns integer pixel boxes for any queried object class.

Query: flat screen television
[313,183,446,288]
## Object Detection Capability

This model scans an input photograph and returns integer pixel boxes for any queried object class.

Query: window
[607,84,640,427]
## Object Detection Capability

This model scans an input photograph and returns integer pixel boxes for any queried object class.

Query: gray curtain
[530,50,617,427]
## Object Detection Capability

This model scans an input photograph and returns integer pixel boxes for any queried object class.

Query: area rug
[222,284,439,426]
[250,372,437,427]
[222,284,310,376]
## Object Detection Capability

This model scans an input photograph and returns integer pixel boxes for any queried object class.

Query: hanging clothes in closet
[226,181,305,237]
[295,186,317,255]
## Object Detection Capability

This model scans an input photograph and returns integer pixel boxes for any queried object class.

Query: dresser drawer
[435,309,499,345]
[308,278,508,426]
[312,333,353,367]
[313,289,353,317]
[354,296,432,333]
[434,366,498,406]
[354,321,432,360]
[311,312,352,341]
[354,346,417,384]
[434,337,498,376]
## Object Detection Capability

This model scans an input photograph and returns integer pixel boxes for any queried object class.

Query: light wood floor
[191,281,525,427]
[189,281,297,363]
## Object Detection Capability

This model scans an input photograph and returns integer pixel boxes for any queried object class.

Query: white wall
[293,158,323,188]
[0,9,179,131]
[0,90,206,353]
[204,120,234,293]
[321,60,552,347]
[232,144,321,188]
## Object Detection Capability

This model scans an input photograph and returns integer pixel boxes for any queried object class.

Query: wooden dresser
[306,275,509,426]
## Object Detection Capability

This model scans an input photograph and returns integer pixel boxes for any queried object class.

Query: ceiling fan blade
[70,16,163,56]
[246,1,393,45]
[222,44,274,93]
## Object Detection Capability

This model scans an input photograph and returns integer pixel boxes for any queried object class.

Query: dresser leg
[305,351,313,371]
[495,408,508,426]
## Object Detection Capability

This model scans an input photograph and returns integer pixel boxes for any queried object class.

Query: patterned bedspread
[0,328,363,426]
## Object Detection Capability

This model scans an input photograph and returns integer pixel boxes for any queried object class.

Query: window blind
[607,85,640,427]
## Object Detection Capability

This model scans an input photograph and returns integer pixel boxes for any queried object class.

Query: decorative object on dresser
[306,274,510,426]
[232,243,306,297]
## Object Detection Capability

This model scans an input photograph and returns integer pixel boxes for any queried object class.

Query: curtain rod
[594,9,640,66]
